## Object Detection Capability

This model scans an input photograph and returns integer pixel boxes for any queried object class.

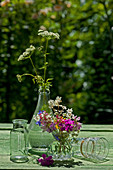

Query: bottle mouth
[38,89,50,94]
[12,119,28,124]
[38,86,50,93]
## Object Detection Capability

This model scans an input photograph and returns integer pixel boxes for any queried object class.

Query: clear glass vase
[47,133,73,162]
[28,87,54,155]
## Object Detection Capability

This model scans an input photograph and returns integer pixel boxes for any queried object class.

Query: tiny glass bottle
[10,119,29,163]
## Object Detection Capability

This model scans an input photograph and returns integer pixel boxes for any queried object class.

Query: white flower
[23,52,29,56]
[71,114,75,119]
[46,115,51,119]
[56,96,62,103]
[48,100,55,108]
[67,108,73,114]
[62,105,67,110]
[30,45,35,51]
[33,114,40,121]
[18,45,35,61]
[25,45,35,53]
[54,96,62,105]
[26,48,31,52]
[38,29,43,33]
[18,55,24,61]
[38,30,60,39]
[54,100,59,106]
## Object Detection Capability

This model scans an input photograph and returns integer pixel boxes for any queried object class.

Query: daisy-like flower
[62,105,67,110]
[67,108,73,114]
[55,96,62,103]
[48,100,55,108]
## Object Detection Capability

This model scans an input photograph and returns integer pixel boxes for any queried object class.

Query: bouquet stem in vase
[48,136,72,161]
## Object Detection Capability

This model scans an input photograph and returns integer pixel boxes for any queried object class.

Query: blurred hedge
[0,0,113,123]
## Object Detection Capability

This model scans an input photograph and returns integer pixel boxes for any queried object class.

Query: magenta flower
[38,154,54,166]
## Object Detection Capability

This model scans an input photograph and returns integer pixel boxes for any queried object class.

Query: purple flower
[41,122,56,133]
[76,122,82,130]
[49,122,56,131]
[65,125,73,132]
[53,134,60,141]
[38,154,54,166]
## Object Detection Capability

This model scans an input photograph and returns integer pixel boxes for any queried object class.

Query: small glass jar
[47,139,72,162]
[71,137,109,161]
[10,119,29,163]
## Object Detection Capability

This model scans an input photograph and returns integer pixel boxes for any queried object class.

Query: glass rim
[12,119,28,124]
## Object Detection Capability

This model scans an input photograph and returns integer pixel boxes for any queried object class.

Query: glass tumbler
[71,137,109,161]
[10,119,29,163]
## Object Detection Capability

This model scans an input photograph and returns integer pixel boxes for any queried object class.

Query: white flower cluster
[18,45,35,61]
[48,96,62,108]
[48,96,76,119]
[38,30,60,40]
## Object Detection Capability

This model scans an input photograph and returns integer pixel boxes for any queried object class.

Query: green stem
[22,73,36,78]
[43,39,48,90]
[29,57,38,77]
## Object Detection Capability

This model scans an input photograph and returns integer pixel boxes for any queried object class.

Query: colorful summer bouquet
[34,96,82,156]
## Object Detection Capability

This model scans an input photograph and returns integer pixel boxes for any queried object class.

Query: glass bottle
[28,86,54,155]
[10,119,28,163]
[71,137,109,161]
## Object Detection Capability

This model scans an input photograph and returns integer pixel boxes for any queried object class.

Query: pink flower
[38,154,54,166]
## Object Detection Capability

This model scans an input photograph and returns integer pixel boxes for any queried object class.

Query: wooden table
[0,123,113,170]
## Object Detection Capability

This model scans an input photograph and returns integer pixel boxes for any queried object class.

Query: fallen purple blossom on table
[38,154,54,166]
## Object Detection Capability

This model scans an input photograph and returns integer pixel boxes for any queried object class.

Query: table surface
[0,123,113,170]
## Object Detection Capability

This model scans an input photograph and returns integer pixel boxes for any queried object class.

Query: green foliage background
[0,0,113,123]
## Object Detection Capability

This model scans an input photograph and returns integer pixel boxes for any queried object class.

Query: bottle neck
[36,87,50,113]
[12,119,28,129]
[38,91,50,105]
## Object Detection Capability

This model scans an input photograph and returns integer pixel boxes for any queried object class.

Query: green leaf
[39,66,45,70]
[45,62,48,65]
[46,78,53,82]
[32,78,35,84]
